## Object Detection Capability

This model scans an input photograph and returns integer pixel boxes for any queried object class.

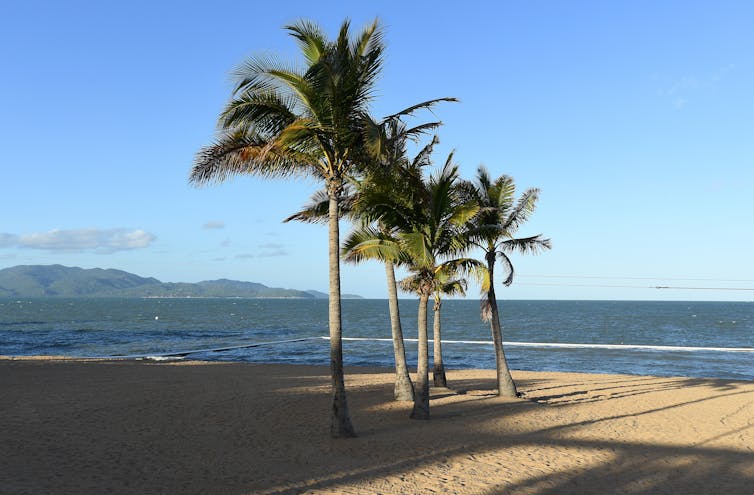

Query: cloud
[202,221,225,230]
[0,228,156,253]
[665,76,700,97]
[657,64,735,110]
[258,249,288,257]
[256,242,288,257]
[234,245,289,258]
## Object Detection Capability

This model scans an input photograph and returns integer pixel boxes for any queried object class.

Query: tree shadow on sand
[253,369,754,495]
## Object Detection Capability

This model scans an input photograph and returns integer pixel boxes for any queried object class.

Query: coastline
[2,358,753,494]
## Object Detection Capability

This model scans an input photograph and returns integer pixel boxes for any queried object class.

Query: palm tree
[349,156,479,419]
[430,266,467,388]
[190,19,387,438]
[290,121,447,402]
[341,125,441,402]
[462,167,551,397]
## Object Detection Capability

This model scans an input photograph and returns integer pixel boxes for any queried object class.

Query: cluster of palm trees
[190,18,550,438]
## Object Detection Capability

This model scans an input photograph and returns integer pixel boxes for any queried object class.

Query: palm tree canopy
[461,166,551,325]
[190,19,387,189]
[347,154,482,295]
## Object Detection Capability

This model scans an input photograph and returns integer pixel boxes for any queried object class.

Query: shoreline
[3,352,753,384]
[3,359,753,494]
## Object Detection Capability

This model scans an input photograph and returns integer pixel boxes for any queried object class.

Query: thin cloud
[235,245,289,258]
[657,64,735,109]
[258,249,288,257]
[1,228,156,253]
[202,221,225,230]
[256,242,288,257]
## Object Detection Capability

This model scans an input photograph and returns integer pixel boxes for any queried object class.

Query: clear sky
[1,1,753,301]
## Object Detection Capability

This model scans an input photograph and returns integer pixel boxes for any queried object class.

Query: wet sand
[1,358,753,494]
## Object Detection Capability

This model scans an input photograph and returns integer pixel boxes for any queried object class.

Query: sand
[1,358,753,495]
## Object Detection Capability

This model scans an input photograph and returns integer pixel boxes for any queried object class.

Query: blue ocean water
[1,298,752,381]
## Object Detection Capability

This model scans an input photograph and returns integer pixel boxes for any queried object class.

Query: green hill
[0,265,360,298]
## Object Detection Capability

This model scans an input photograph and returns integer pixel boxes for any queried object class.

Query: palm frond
[231,54,299,96]
[476,165,492,193]
[398,272,425,295]
[438,278,466,298]
[480,294,493,322]
[499,235,552,256]
[410,135,440,169]
[342,227,404,264]
[493,174,516,210]
[448,200,479,227]
[384,97,459,120]
[438,257,485,286]
[399,122,443,142]
[502,188,540,233]
[190,130,309,185]
[283,188,331,224]
[219,92,298,136]
[285,20,328,65]
[497,252,515,286]
[400,231,434,270]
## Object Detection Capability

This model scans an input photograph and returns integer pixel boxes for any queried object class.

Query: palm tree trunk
[385,260,414,401]
[410,292,430,419]
[327,185,356,437]
[432,298,447,387]
[486,252,517,397]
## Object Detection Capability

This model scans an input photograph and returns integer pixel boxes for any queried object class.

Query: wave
[338,337,754,353]
[39,336,754,361]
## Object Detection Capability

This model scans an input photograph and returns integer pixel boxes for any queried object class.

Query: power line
[520,274,754,283]
[518,282,754,291]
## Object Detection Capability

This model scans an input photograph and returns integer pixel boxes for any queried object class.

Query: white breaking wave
[334,336,754,353]
[98,335,754,360]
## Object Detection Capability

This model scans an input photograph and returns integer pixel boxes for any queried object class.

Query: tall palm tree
[190,19,387,438]
[349,156,479,419]
[463,167,551,397]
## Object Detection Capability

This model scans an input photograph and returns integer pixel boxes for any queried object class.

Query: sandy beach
[1,358,752,494]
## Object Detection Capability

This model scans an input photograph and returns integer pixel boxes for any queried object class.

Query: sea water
[0,298,752,381]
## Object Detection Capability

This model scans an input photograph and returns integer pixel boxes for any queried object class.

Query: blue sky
[1,1,753,300]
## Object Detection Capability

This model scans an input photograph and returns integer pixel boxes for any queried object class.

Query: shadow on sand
[2,361,753,495]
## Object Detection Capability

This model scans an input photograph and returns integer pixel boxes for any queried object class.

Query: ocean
[1,298,752,381]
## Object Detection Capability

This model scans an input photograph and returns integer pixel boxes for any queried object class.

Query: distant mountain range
[0,265,363,299]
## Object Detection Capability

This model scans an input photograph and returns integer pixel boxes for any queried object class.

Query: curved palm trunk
[385,260,414,401]
[410,292,430,419]
[328,189,356,437]
[486,252,517,397]
[432,298,447,387]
